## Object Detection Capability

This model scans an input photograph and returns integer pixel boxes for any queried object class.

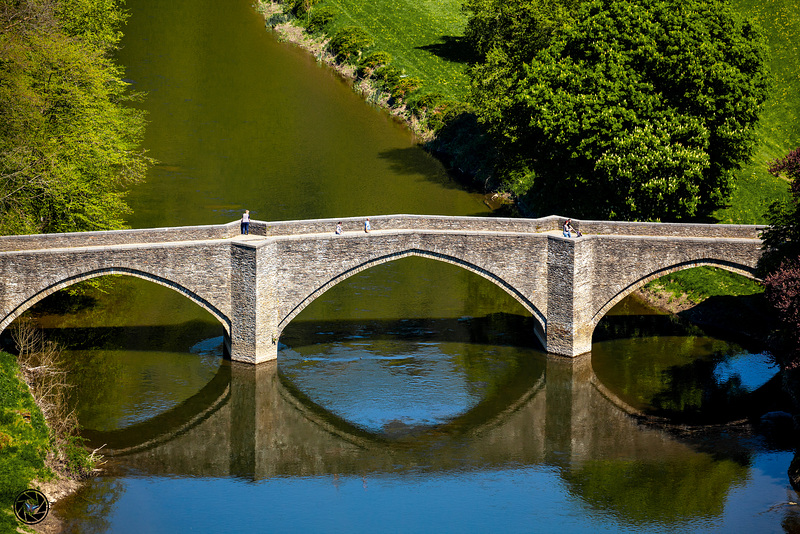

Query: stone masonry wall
[586,234,763,324]
[0,240,234,331]
[0,215,765,360]
[268,230,551,336]
[251,214,764,240]
[0,222,240,252]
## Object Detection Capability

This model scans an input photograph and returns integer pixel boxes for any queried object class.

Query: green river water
[23,0,800,532]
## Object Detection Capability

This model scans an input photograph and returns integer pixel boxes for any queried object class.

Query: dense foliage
[764,263,800,353]
[465,0,770,221]
[760,147,800,359]
[0,0,151,235]
[760,147,800,273]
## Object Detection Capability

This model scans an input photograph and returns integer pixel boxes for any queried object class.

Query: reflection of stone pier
[90,355,728,480]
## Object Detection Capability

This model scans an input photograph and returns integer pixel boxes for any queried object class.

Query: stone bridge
[0,215,764,363]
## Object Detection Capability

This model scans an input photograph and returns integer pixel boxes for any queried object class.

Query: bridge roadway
[0,214,764,363]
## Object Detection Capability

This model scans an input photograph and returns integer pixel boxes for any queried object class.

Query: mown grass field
[320,0,471,98]
[713,0,800,224]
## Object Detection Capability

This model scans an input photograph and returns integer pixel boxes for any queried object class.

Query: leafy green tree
[466,0,769,221]
[0,0,151,235]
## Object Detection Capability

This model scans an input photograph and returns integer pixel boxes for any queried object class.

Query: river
[27,0,799,532]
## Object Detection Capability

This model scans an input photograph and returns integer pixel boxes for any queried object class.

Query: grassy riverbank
[0,341,97,533]
[312,0,470,99]
[0,351,51,532]
[639,268,773,345]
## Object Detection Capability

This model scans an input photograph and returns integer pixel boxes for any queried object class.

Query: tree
[764,263,800,356]
[759,147,800,274]
[466,0,769,221]
[0,0,151,235]
[760,147,800,362]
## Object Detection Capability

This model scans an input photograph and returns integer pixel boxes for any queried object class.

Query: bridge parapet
[0,222,240,252]
[0,215,763,253]
[576,219,764,239]
[253,214,564,237]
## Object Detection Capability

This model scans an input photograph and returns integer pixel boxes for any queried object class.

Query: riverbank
[0,349,96,533]
[255,1,503,199]
[258,1,433,139]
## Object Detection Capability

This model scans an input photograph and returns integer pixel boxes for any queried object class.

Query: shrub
[372,65,402,89]
[408,92,444,115]
[307,5,336,33]
[358,51,392,78]
[293,0,322,18]
[426,99,470,132]
[390,75,422,101]
[328,26,372,62]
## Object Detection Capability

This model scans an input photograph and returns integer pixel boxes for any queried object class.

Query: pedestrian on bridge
[364,218,371,233]
[563,219,574,238]
[335,222,343,235]
[241,210,250,235]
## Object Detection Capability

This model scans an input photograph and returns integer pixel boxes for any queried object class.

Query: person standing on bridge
[364,218,371,233]
[563,219,574,238]
[335,222,343,235]
[241,210,250,235]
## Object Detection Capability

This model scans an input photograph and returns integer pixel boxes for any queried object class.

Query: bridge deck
[0,214,764,253]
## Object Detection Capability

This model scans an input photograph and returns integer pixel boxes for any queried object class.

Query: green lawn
[318,0,471,98]
[713,0,800,224]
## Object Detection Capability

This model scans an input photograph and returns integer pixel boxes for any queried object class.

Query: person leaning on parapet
[364,218,371,233]
[563,219,574,238]
[335,222,343,235]
[241,209,250,235]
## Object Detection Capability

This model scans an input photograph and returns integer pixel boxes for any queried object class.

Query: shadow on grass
[416,35,477,64]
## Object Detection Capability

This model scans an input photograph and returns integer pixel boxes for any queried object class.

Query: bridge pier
[545,236,594,357]
[229,241,279,364]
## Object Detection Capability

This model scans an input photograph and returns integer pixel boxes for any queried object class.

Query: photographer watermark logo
[13,489,50,524]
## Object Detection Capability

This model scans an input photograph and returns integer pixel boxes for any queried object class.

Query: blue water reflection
[65,448,798,534]
[713,351,778,392]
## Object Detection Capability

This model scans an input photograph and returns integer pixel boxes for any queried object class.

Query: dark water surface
[28,0,799,531]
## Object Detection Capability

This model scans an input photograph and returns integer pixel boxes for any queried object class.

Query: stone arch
[0,267,231,335]
[589,258,760,331]
[276,249,546,340]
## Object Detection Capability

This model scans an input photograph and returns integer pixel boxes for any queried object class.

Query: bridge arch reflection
[93,355,754,481]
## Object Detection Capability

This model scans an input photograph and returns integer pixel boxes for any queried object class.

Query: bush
[408,92,444,115]
[293,0,322,18]
[372,65,402,89]
[391,76,422,101]
[307,5,336,33]
[358,51,392,78]
[426,99,470,132]
[327,26,372,62]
